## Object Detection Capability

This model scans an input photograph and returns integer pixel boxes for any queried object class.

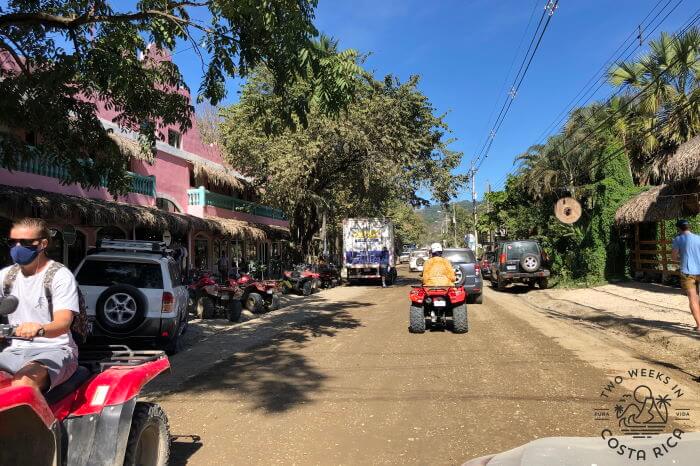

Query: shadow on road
[171,303,366,414]
[170,437,203,466]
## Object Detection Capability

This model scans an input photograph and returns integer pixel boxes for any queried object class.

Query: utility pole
[452,203,457,247]
[471,163,478,252]
[486,182,492,247]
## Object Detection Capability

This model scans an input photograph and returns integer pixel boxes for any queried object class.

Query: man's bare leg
[687,285,700,331]
[11,362,50,391]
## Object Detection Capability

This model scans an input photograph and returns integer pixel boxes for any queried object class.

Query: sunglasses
[6,237,46,247]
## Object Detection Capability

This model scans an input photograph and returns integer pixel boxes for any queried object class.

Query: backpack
[2,262,90,344]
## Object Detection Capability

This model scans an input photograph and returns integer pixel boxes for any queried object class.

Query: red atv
[188,269,242,322]
[227,273,281,314]
[282,264,321,296]
[0,311,172,464]
[408,285,469,334]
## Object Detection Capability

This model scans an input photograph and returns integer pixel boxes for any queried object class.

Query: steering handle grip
[0,324,31,340]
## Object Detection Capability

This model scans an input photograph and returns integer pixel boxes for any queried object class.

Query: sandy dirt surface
[144,269,699,465]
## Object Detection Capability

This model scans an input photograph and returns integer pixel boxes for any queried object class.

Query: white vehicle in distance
[74,240,189,354]
[408,249,429,272]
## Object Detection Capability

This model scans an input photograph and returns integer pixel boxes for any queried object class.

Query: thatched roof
[615,178,700,224]
[192,161,247,191]
[663,135,700,181]
[0,185,272,241]
[107,132,152,162]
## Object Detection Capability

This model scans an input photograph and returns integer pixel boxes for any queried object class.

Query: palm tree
[608,27,700,182]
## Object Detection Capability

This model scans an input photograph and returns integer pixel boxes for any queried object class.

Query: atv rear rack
[78,345,166,372]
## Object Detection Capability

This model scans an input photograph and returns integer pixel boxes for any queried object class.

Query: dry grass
[663,135,700,181]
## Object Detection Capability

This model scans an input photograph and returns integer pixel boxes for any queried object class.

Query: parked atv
[187,270,242,322]
[282,264,321,296]
[0,305,172,465]
[317,263,342,288]
[227,273,281,314]
[408,285,469,334]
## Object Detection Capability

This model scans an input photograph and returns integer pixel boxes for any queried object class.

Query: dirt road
[156,272,699,465]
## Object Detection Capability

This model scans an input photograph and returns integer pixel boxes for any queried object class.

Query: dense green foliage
[220,55,464,254]
[0,0,358,194]
[480,28,699,286]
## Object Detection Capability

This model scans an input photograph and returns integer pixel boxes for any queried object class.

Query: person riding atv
[422,243,456,286]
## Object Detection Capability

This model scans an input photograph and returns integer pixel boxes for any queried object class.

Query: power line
[470,0,559,175]
[532,0,686,146]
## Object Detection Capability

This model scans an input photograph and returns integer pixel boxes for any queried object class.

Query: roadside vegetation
[480,28,700,287]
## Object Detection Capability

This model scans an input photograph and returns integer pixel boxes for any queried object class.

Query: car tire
[245,292,265,313]
[302,280,313,296]
[520,253,540,273]
[163,328,182,355]
[195,296,215,319]
[473,293,483,304]
[409,305,425,333]
[228,300,243,322]
[538,277,549,289]
[123,402,170,466]
[496,275,506,291]
[452,304,468,333]
[95,285,147,333]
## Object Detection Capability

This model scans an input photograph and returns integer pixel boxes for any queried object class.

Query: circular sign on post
[63,225,77,246]
[554,197,582,224]
[162,230,172,247]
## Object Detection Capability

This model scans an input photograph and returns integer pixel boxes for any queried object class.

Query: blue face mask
[10,244,41,265]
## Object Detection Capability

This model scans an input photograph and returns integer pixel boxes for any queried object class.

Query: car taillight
[161,292,174,313]
[409,288,426,303]
[474,263,481,276]
[499,254,506,264]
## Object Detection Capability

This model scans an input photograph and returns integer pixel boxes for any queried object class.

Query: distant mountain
[417,201,481,239]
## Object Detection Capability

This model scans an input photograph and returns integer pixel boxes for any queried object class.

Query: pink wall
[0,169,154,206]
[131,150,190,212]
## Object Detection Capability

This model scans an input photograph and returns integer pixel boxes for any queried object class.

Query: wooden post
[635,223,640,278]
[660,221,667,283]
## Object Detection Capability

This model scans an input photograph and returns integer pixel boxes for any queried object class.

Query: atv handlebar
[0,324,32,341]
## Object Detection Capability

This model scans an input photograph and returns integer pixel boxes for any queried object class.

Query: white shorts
[0,346,78,390]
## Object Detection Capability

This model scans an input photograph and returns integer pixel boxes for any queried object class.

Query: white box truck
[342,218,397,284]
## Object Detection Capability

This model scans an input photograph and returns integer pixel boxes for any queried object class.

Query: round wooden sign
[554,197,582,224]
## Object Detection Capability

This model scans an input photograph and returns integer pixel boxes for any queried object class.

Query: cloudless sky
[173,0,695,201]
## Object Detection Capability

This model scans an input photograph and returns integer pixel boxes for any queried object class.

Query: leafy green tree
[220,64,464,254]
[0,0,358,194]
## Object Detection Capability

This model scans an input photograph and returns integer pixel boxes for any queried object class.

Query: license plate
[363,268,372,273]
[506,265,516,270]
[433,299,446,307]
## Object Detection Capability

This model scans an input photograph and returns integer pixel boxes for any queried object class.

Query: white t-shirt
[0,261,79,350]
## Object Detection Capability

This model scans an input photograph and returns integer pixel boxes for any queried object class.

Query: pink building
[0,48,288,272]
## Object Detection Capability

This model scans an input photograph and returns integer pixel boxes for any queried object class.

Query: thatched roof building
[192,161,248,192]
[663,135,700,181]
[0,185,286,241]
[614,178,700,224]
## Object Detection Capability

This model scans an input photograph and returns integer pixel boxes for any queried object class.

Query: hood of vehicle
[462,433,700,466]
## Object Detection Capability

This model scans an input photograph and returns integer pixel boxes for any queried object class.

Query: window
[97,226,127,241]
[167,129,182,149]
[505,241,540,260]
[156,197,181,213]
[194,236,209,269]
[168,260,182,287]
[444,249,476,264]
[77,260,163,289]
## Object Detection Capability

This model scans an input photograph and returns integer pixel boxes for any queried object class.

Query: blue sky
[172,0,694,201]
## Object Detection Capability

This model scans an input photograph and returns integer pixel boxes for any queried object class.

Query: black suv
[490,240,550,290]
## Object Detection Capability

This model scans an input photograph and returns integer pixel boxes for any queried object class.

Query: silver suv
[74,240,189,354]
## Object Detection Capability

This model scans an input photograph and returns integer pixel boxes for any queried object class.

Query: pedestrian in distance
[671,219,700,332]
[380,246,391,288]
[0,218,81,393]
[218,251,229,280]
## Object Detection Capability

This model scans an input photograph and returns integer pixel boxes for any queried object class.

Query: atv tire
[245,292,265,314]
[409,305,426,334]
[302,280,313,296]
[269,293,281,311]
[195,296,215,320]
[452,304,468,333]
[473,293,483,304]
[123,402,170,466]
[228,300,243,322]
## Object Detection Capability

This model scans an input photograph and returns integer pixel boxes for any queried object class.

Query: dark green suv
[490,240,550,290]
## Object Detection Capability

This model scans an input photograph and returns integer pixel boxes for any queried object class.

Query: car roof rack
[95,239,168,255]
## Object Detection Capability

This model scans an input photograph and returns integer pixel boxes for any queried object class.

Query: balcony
[187,187,287,220]
[3,154,156,196]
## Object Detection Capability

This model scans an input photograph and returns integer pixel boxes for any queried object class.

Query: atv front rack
[78,345,165,372]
